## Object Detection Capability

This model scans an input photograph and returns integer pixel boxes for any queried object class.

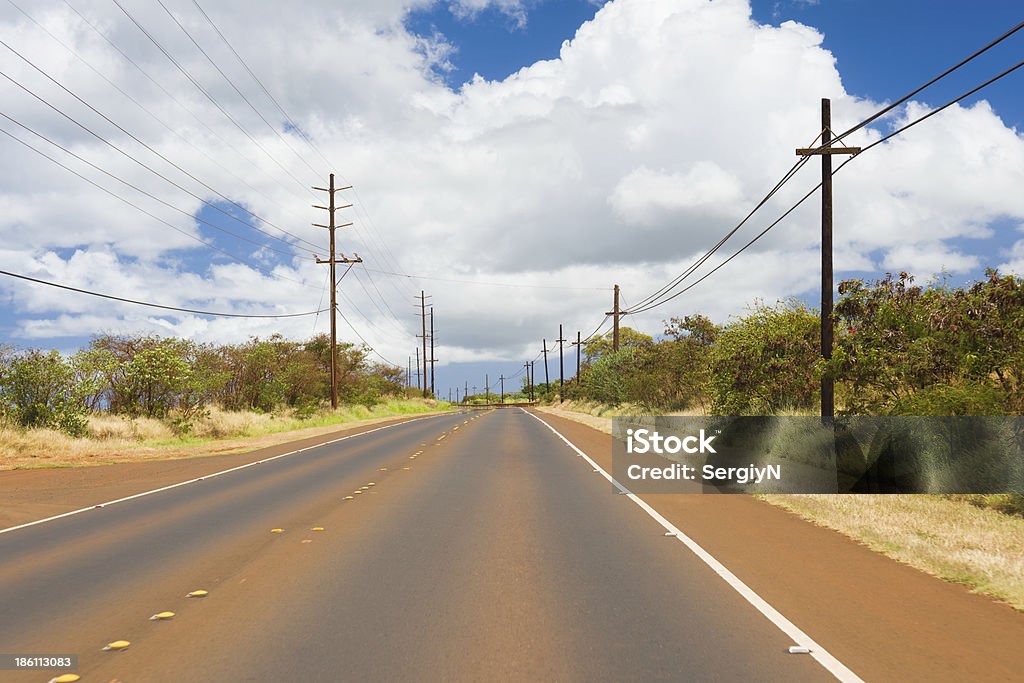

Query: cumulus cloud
[0,0,1022,369]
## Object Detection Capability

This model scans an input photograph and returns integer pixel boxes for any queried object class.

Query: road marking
[150,611,175,620]
[271,528,284,533]
[0,413,451,536]
[103,640,130,651]
[186,590,208,598]
[523,409,863,683]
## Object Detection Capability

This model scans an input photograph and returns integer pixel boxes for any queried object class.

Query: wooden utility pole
[464,381,468,403]
[415,347,421,390]
[530,361,535,402]
[499,375,505,404]
[313,173,357,409]
[416,291,431,398]
[524,361,531,401]
[542,339,550,389]
[407,356,411,389]
[605,284,622,352]
[556,325,566,401]
[429,308,436,397]
[485,374,489,400]
[797,98,860,418]
[571,331,581,382]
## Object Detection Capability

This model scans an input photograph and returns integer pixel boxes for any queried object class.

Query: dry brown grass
[762,494,1024,610]
[0,400,446,470]
[541,404,1024,610]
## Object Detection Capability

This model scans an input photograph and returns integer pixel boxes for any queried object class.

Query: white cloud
[0,0,1022,369]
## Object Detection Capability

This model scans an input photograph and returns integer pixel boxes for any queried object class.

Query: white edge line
[523,408,863,683]
[0,412,452,536]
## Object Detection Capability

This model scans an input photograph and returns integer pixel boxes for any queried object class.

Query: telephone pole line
[797,97,860,419]
[313,173,357,409]
[605,284,622,352]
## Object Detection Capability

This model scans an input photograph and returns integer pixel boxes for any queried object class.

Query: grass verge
[0,398,449,470]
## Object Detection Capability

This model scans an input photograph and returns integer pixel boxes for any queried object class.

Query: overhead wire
[0,43,320,254]
[0,125,317,290]
[107,0,317,199]
[627,19,1024,315]
[0,268,326,318]
[626,55,1024,315]
[58,0,316,212]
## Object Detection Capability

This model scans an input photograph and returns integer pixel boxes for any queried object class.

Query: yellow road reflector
[50,675,80,683]
[149,611,175,620]
[271,528,284,533]
[360,486,369,491]
[354,490,363,494]
[187,590,209,598]
[379,467,388,471]
[344,495,354,500]
[367,482,375,486]
[301,539,312,544]
[402,466,411,470]
[103,640,131,651]
[311,526,325,531]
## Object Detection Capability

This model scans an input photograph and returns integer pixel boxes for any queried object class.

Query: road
[0,408,843,682]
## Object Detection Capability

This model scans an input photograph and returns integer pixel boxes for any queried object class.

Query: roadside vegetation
[0,332,445,469]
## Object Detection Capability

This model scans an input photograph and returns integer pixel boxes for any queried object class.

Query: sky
[1,0,1023,399]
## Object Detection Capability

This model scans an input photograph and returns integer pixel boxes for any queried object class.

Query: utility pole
[456,386,460,403]
[556,325,566,401]
[416,291,431,398]
[415,348,421,390]
[542,339,550,390]
[429,307,436,397]
[571,331,581,382]
[485,374,489,401]
[407,356,411,389]
[448,387,452,402]
[605,284,622,352]
[464,381,468,403]
[313,173,357,409]
[797,98,860,419]
[524,361,531,402]
[499,375,505,404]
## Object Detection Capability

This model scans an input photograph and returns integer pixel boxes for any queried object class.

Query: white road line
[0,413,450,537]
[524,409,863,683]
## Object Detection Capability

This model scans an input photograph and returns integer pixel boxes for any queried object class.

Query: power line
[626,56,1024,315]
[0,111,300,259]
[58,0,316,212]
[0,43,320,254]
[154,0,325,181]
[107,0,317,199]
[0,268,326,318]
[5,0,316,241]
[0,124,317,290]
[628,19,1024,314]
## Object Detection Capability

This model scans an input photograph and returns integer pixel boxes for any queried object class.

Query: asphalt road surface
[1,408,849,682]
